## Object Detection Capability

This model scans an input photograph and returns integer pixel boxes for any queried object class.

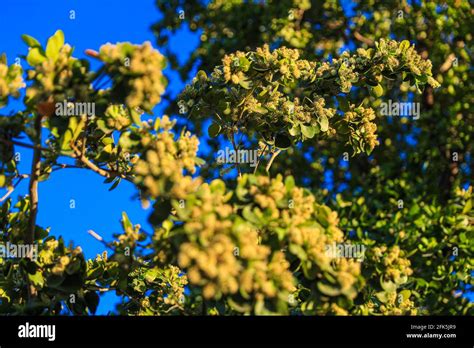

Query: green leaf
[399,40,410,52]
[288,124,301,136]
[301,124,317,139]
[60,118,75,151]
[145,269,160,283]
[108,178,121,191]
[380,278,397,292]
[84,291,99,314]
[66,259,82,275]
[366,78,379,87]
[28,271,45,288]
[21,34,41,48]
[284,175,295,191]
[319,114,329,132]
[208,122,221,138]
[45,30,65,61]
[337,96,350,112]
[242,205,260,225]
[148,200,172,225]
[370,84,384,98]
[26,47,46,66]
[253,106,268,114]
[121,211,133,231]
[238,78,252,89]
[0,174,5,187]
[274,134,292,149]
[0,288,11,302]
[130,107,142,124]
[238,57,251,72]
[400,289,411,301]
[72,117,86,142]
[462,199,472,214]
[375,291,388,303]
[317,282,341,296]
[194,157,205,166]
[289,244,307,261]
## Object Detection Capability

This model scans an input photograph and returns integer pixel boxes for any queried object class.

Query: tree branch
[0,137,53,152]
[353,31,374,46]
[26,115,43,300]
[70,143,134,183]
[266,148,281,173]
[439,53,456,73]
[26,116,42,245]
[71,143,116,178]
[230,132,242,177]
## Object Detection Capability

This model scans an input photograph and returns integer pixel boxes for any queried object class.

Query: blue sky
[0,0,199,314]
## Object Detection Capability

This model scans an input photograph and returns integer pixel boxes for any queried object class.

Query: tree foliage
[0,0,472,315]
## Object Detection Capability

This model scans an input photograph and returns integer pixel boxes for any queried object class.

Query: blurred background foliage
[151,0,473,314]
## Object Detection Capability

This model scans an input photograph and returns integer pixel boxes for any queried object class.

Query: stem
[26,115,43,299]
[70,143,133,183]
[266,148,282,173]
[71,143,115,178]
[353,31,374,46]
[0,174,28,202]
[253,144,268,175]
[26,116,42,245]
[230,132,241,177]
[0,138,53,152]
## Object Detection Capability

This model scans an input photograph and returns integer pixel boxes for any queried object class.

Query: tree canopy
[0,0,472,315]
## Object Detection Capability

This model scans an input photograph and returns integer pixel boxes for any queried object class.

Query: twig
[266,148,282,173]
[439,53,456,73]
[51,163,84,172]
[253,143,268,175]
[26,114,43,299]
[71,143,116,179]
[0,137,53,152]
[87,229,113,250]
[353,31,374,46]
[26,116,42,245]
[0,174,28,202]
[230,132,242,177]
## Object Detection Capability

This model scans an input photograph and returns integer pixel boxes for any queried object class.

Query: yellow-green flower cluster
[37,238,84,278]
[375,39,439,87]
[26,44,89,104]
[237,174,361,302]
[180,39,437,156]
[343,105,379,154]
[132,265,188,315]
[374,245,413,284]
[358,289,417,315]
[239,248,295,301]
[99,42,167,112]
[174,180,295,305]
[0,61,24,105]
[133,116,201,200]
[270,0,312,48]
[179,233,240,299]
[104,104,132,131]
